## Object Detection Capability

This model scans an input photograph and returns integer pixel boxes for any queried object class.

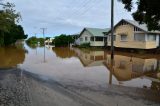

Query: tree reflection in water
[0,46,26,69]
[52,47,76,58]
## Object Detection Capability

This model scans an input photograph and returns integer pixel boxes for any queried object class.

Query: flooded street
[0,44,160,106]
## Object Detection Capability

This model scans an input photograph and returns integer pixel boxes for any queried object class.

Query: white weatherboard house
[75,28,110,47]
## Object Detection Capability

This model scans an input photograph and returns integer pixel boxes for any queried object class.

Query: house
[104,19,160,49]
[75,28,110,46]
[45,37,54,45]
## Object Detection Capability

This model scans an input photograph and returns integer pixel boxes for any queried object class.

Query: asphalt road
[0,68,160,106]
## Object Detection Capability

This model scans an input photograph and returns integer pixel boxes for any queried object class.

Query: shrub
[79,43,90,48]
[54,34,74,47]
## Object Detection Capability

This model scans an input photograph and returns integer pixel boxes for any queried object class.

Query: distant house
[104,19,160,49]
[75,28,110,47]
[45,37,54,45]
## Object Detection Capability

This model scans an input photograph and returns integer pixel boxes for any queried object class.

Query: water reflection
[2,44,159,91]
[52,47,76,58]
[72,48,160,90]
[73,48,106,67]
[0,46,26,69]
[27,44,38,49]
[51,47,160,83]
[104,55,159,81]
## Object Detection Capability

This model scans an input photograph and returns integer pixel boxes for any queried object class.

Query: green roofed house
[75,28,110,47]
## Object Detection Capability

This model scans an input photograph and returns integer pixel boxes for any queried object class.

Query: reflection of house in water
[73,48,106,67]
[104,54,159,81]
[0,46,26,68]
[52,47,76,59]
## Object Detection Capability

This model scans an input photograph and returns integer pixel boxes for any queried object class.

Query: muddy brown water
[0,44,160,92]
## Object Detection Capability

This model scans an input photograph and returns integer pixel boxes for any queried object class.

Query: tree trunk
[0,31,4,46]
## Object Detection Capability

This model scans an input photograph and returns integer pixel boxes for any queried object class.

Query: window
[132,64,144,72]
[134,27,141,31]
[108,35,116,41]
[120,21,128,26]
[80,38,83,41]
[119,61,126,69]
[95,37,103,41]
[147,34,156,41]
[121,34,127,41]
[85,37,88,41]
[134,34,145,41]
[91,37,94,41]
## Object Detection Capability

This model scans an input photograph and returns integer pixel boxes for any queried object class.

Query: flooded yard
[0,44,160,106]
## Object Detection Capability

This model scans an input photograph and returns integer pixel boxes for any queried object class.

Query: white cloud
[7,0,133,37]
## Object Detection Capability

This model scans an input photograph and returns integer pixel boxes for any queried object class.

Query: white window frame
[147,34,156,41]
[85,37,88,41]
[80,38,83,42]
[120,34,127,41]
[134,34,145,42]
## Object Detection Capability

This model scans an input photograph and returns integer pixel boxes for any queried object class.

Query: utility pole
[40,28,47,63]
[35,33,38,55]
[111,0,114,59]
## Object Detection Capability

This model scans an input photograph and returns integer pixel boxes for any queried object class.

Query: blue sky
[7,0,135,37]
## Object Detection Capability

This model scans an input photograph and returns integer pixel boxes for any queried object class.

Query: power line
[65,0,96,20]
[76,0,104,18]
[63,0,104,21]
[52,0,90,20]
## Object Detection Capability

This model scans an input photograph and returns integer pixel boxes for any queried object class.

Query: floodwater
[0,44,160,92]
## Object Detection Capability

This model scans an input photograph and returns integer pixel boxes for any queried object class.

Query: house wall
[90,41,104,46]
[77,30,91,45]
[107,24,159,49]
[75,30,105,46]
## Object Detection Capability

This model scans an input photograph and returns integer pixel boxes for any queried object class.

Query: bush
[79,43,90,48]
[54,34,74,47]
[26,37,45,46]
[26,36,38,45]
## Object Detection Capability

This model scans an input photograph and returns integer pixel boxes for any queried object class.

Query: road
[0,68,160,106]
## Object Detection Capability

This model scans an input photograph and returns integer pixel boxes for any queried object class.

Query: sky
[6,0,135,38]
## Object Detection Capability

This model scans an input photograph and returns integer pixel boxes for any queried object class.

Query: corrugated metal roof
[125,19,160,33]
[85,28,110,37]
[105,19,160,34]
[124,19,148,31]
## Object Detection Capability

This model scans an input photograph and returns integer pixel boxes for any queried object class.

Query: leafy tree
[45,37,50,40]
[118,0,160,31]
[26,36,45,46]
[26,36,38,45]
[0,0,26,46]
[38,38,45,45]
[54,34,74,47]
[4,24,28,45]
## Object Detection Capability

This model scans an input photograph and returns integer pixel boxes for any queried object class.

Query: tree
[26,36,38,45]
[118,0,160,31]
[0,1,26,46]
[54,34,74,47]
[4,24,28,45]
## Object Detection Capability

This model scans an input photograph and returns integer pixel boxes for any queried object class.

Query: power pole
[40,28,47,40]
[111,0,114,59]
[35,33,38,55]
[40,28,47,63]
